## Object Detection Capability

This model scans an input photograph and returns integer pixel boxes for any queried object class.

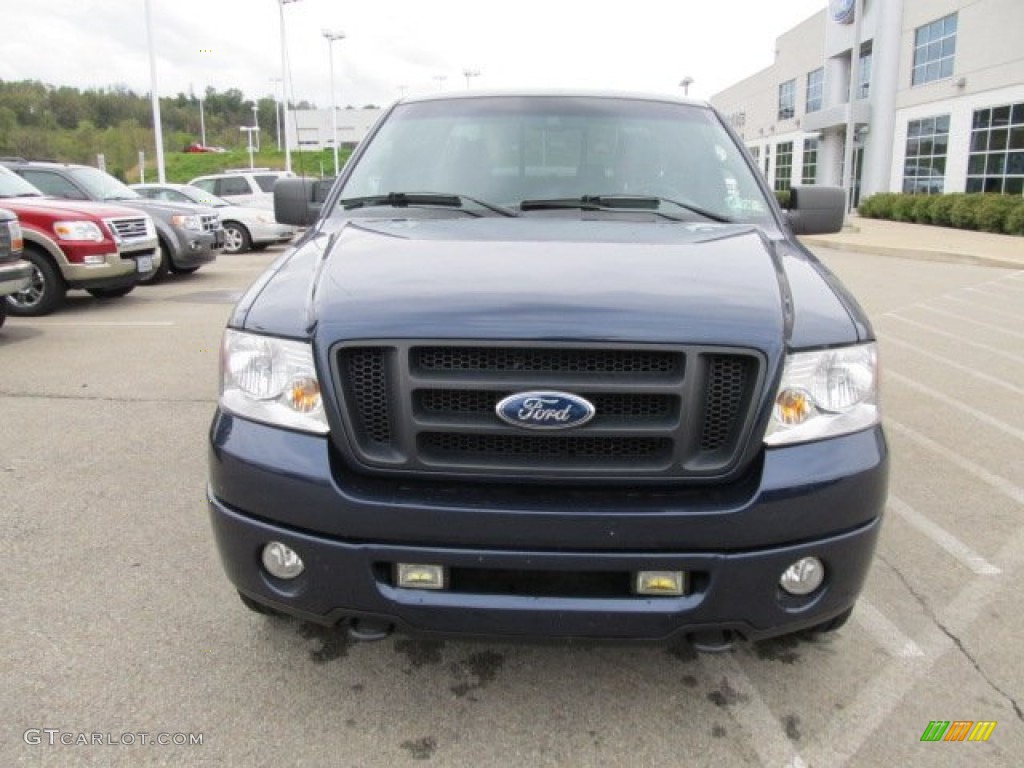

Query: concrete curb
[799,236,1024,270]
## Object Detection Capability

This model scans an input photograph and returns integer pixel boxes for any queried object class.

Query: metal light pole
[463,69,480,89]
[433,75,447,91]
[144,0,166,182]
[278,0,301,173]
[679,76,694,97]
[198,92,206,147]
[270,77,282,150]
[323,30,345,176]
[241,126,257,170]
[251,104,260,152]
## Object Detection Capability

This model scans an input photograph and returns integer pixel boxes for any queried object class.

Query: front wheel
[88,285,135,299]
[138,239,172,284]
[5,248,66,317]
[171,265,200,275]
[222,222,251,254]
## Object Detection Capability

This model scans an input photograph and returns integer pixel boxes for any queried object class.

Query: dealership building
[710,0,1024,205]
[284,107,383,153]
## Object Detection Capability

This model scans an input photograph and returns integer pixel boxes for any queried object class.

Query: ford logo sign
[496,391,596,430]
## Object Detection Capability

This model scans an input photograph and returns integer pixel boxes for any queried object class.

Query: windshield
[339,95,772,225]
[0,165,43,198]
[70,167,140,201]
[182,186,231,207]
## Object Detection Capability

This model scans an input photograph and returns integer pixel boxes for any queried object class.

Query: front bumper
[208,414,888,641]
[249,221,296,245]
[168,230,220,269]
[0,258,33,297]
[63,249,160,287]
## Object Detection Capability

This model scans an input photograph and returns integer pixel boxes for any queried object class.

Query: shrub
[891,194,919,222]
[976,194,1020,233]
[911,195,935,224]
[1005,200,1024,235]
[859,193,898,219]
[950,193,984,230]
[927,194,960,227]
[775,189,792,209]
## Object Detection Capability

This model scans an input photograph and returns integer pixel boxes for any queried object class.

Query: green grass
[134,148,352,184]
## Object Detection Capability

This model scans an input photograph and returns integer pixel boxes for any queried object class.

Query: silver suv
[189,170,294,211]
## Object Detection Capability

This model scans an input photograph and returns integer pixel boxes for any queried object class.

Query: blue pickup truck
[207,92,887,651]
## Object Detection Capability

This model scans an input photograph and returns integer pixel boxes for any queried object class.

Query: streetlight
[270,77,282,150]
[463,69,480,89]
[198,91,206,147]
[679,76,694,97]
[433,75,448,91]
[323,29,345,177]
[144,0,165,182]
[240,126,259,170]
[278,0,302,173]
[251,103,260,152]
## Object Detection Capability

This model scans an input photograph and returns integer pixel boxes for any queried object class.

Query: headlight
[6,220,22,252]
[171,214,202,231]
[53,220,104,242]
[219,329,328,434]
[764,343,879,446]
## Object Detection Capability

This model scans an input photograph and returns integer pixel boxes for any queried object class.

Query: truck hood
[2,196,152,220]
[243,218,822,357]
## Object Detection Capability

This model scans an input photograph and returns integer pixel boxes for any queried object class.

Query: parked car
[131,183,296,254]
[209,91,886,650]
[0,208,32,328]
[188,169,294,210]
[183,143,226,154]
[1,160,222,283]
[0,166,158,315]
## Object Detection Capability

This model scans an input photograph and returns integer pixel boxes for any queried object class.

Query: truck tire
[222,222,252,254]
[0,300,6,328]
[88,286,135,299]
[5,247,66,317]
[138,237,172,284]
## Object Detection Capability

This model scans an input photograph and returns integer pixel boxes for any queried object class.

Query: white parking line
[940,294,1022,323]
[878,334,1024,396]
[851,600,925,658]
[886,370,1024,442]
[963,283,1023,299]
[913,304,1024,340]
[887,495,1001,575]
[798,522,1024,768]
[699,653,808,768]
[883,315,1024,364]
[26,321,176,327]
[887,419,1024,505]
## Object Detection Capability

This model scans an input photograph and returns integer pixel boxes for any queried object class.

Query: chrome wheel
[222,223,251,254]
[8,262,44,309]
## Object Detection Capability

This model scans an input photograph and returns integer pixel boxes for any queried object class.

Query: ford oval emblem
[496,391,596,430]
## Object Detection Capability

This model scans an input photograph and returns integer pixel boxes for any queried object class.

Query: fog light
[261,541,304,580]
[780,557,824,596]
[635,571,686,596]
[83,254,105,265]
[396,563,446,590]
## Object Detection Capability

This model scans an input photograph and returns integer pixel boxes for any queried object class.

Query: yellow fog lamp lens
[635,571,686,596]
[396,564,447,590]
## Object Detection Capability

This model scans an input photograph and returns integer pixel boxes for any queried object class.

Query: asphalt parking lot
[1,245,1022,767]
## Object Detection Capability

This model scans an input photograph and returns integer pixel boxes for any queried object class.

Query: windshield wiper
[520,194,733,224]
[340,192,518,217]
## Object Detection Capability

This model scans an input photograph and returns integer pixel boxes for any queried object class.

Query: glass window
[912,13,957,86]
[19,170,87,200]
[216,177,251,196]
[806,69,824,114]
[339,96,776,226]
[254,175,282,192]
[902,115,949,194]
[858,42,873,99]
[778,79,796,120]
[774,141,793,191]
[967,101,1024,194]
[802,139,818,185]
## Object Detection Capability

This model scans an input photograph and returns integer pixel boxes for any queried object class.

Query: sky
[2,0,828,107]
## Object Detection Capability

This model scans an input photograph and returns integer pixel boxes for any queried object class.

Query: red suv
[0,166,159,316]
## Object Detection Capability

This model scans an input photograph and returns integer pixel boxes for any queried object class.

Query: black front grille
[414,347,680,375]
[332,342,763,481]
[201,214,220,232]
[338,348,393,447]
[421,433,673,461]
[700,356,755,452]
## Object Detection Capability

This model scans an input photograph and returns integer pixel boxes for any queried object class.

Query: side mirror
[274,178,335,227]
[786,186,845,235]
